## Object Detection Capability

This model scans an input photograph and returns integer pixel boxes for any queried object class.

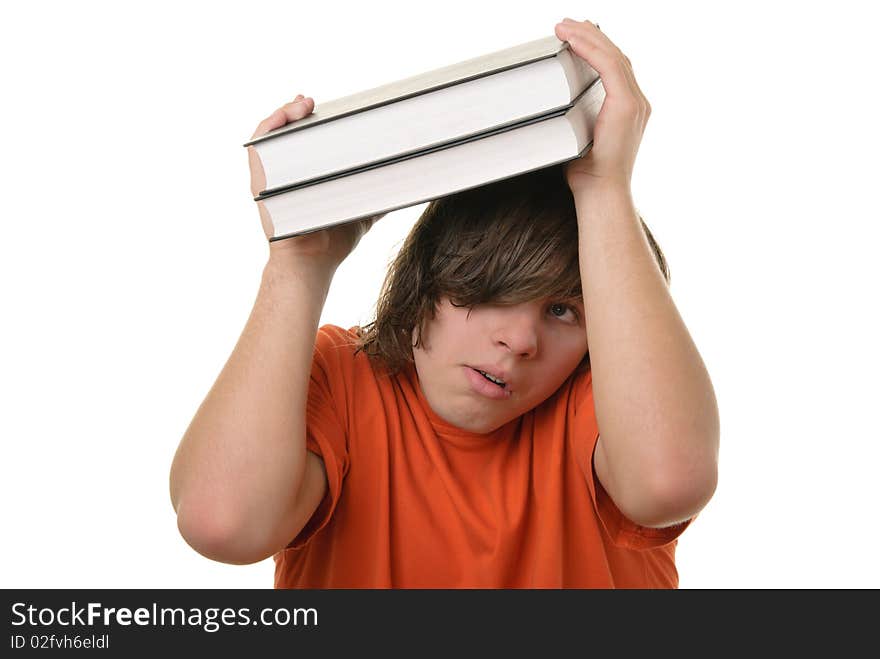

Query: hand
[553,19,651,195]
[248,95,384,269]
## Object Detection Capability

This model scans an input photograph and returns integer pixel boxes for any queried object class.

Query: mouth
[474,368,507,388]
[465,366,513,399]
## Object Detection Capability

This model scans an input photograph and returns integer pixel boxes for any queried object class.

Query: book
[258,78,605,241]
[245,34,600,195]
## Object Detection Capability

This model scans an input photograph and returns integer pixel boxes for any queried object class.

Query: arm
[555,20,719,528]
[170,256,334,565]
[169,96,381,564]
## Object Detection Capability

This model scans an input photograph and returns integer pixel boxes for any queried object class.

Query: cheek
[550,326,588,356]
[548,338,588,378]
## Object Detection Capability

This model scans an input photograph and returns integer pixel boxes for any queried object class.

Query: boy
[170,19,719,588]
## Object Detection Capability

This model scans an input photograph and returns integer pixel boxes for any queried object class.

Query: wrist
[569,175,631,199]
[267,234,341,269]
[263,247,338,289]
[570,181,635,213]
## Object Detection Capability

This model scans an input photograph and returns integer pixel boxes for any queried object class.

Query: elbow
[175,498,276,565]
[621,458,718,529]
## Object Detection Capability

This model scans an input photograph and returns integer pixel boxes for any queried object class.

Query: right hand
[248,95,385,270]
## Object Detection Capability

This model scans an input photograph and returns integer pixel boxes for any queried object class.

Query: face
[412,295,589,434]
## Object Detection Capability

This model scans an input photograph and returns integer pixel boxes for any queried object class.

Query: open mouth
[474,368,506,389]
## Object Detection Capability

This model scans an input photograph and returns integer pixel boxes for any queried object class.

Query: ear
[412,322,428,351]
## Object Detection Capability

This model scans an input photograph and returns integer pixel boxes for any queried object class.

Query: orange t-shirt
[273,324,690,588]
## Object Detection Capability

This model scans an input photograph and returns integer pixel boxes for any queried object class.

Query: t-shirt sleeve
[569,368,692,550]
[286,325,353,549]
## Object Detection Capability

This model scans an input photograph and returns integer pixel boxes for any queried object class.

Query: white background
[2,0,878,589]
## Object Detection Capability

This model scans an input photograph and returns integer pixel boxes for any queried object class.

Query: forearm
[573,185,719,523]
[170,256,335,548]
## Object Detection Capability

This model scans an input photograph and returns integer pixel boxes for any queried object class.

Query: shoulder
[312,324,363,368]
[315,324,361,350]
[312,324,393,394]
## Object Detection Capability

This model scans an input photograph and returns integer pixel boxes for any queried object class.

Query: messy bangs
[354,163,668,375]
[429,168,582,309]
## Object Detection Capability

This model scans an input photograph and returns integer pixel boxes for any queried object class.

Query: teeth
[478,370,505,386]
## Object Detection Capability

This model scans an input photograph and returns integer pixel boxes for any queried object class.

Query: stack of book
[244,34,606,242]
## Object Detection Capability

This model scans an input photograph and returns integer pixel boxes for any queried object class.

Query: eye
[549,302,579,322]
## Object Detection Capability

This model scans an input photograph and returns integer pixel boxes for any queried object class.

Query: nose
[491,307,539,358]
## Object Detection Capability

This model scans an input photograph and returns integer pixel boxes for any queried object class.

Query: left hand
[553,18,650,195]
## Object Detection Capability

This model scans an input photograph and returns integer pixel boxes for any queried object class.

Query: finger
[247,94,313,196]
[255,96,314,136]
[556,25,626,95]
[555,21,644,108]
[560,17,602,37]
[589,36,649,119]
[250,96,315,139]
[557,19,633,84]
[556,19,618,64]
[278,95,315,122]
[618,55,650,118]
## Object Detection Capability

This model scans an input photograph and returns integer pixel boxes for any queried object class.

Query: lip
[465,366,513,400]
[470,364,512,386]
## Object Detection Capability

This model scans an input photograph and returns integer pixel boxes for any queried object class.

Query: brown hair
[355,163,669,374]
